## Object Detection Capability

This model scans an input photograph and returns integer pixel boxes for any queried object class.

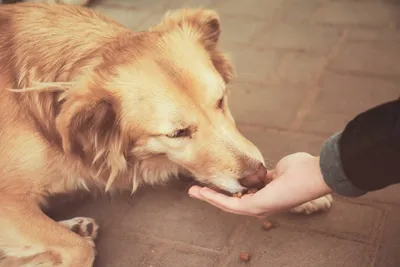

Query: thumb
[265,168,277,182]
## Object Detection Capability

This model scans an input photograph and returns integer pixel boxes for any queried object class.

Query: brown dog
[0,3,333,266]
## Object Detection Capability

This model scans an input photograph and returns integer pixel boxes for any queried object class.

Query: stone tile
[314,72,400,115]
[375,209,400,267]
[360,184,400,205]
[227,224,365,267]
[227,46,281,84]
[348,28,400,42]
[272,52,327,84]
[94,231,158,267]
[238,127,325,166]
[115,187,245,251]
[228,83,308,129]
[145,246,220,267]
[281,0,324,23]
[272,200,383,241]
[330,42,400,76]
[92,6,152,30]
[212,0,285,20]
[315,1,399,26]
[254,23,342,55]
[136,11,165,31]
[136,0,216,31]
[160,0,215,10]
[302,71,399,135]
[94,0,169,9]
[218,16,268,47]
[61,194,141,231]
[299,112,352,135]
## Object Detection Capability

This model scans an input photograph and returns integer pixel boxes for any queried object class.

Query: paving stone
[272,200,383,241]
[228,83,308,129]
[300,72,400,135]
[227,224,365,267]
[227,46,281,84]
[93,0,172,9]
[136,0,216,31]
[314,72,400,115]
[92,6,152,29]
[159,0,215,10]
[330,42,400,76]
[375,209,400,267]
[281,0,324,23]
[315,1,399,26]
[57,194,141,231]
[136,11,166,31]
[272,52,327,84]
[94,231,158,267]
[218,16,268,47]
[115,187,245,251]
[238,127,325,166]
[145,246,220,267]
[299,112,352,136]
[348,28,400,42]
[254,23,342,55]
[212,0,285,20]
[360,184,400,205]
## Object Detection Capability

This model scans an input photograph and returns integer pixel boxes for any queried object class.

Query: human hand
[188,152,332,217]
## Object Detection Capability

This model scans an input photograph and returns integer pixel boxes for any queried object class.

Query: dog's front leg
[0,195,95,267]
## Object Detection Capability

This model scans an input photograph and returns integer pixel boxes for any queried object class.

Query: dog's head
[56,9,266,194]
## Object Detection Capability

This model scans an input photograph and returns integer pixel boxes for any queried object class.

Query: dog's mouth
[181,176,267,197]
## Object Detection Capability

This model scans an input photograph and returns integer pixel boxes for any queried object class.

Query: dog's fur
[0,3,333,266]
[21,0,90,6]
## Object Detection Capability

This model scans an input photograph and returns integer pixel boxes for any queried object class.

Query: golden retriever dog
[0,3,333,266]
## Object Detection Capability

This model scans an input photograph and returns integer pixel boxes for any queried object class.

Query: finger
[265,169,276,181]
[188,186,248,215]
[189,186,267,217]
[201,195,264,217]
[188,185,204,199]
[198,187,242,208]
[199,188,265,215]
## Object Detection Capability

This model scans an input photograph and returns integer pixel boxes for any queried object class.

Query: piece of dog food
[262,220,274,230]
[233,188,258,198]
[232,192,243,198]
[247,188,258,194]
[239,252,250,262]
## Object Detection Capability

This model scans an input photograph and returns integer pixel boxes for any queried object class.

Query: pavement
[42,0,400,266]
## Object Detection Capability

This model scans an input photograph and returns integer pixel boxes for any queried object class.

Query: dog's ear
[56,89,119,161]
[153,9,235,83]
[153,9,221,49]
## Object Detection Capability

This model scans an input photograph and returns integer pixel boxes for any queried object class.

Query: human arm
[189,98,400,216]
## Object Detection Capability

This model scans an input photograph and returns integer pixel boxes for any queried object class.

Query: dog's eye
[217,96,225,109]
[167,128,191,138]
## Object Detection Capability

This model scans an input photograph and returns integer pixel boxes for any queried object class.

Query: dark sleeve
[319,98,400,197]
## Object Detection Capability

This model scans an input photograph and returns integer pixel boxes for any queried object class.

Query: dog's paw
[58,217,99,244]
[289,194,333,215]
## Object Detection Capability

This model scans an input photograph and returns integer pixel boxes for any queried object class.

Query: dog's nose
[238,163,268,189]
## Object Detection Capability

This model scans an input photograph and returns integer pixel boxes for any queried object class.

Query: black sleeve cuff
[320,132,367,197]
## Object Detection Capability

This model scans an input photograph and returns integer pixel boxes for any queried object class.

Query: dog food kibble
[262,220,274,230]
[233,192,243,198]
[239,252,250,262]
[233,188,258,198]
[247,188,258,194]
